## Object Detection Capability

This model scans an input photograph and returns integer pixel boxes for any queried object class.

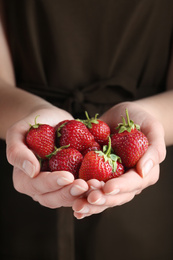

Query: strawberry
[58,120,95,152]
[26,116,56,159]
[48,146,83,179]
[79,137,124,182]
[55,119,69,146]
[79,112,110,145]
[81,140,101,156]
[111,109,149,168]
[55,119,69,132]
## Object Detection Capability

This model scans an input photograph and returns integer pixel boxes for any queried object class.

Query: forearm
[135,89,173,146]
[0,79,71,139]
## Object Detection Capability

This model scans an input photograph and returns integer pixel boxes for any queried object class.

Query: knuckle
[13,180,22,193]
[106,195,123,207]
[149,169,160,186]
[59,190,72,204]
[12,174,25,194]
[32,194,39,202]
[157,144,166,163]
[6,143,19,166]
[153,139,166,164]
[29,180,41,195]
[118,193,135,206]
[44,175,57,191]
[136,189,142,195]
[111,198,120,206]
[40,196,56,209]
[40,190,73,209]
[31,192,56,209]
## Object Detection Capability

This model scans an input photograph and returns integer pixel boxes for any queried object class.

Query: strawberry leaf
[76,111,99,129]
[110,154,118,161]
[95,137,121,173]
[116,109,141,133]
[46,144,70,158]
[29,115,40,130]
[57,121,68,137]
[118,126,127,133]
[111,160,117,173]
[102,145,108,153]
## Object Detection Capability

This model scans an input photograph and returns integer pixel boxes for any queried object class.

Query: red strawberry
[81,140,101,156]
[55,119,69,146]
[58,120,95,152]
[55,119,69,132]
[79,112,110,145]
[79,137,124,182]
[111,109,149,169]
[26,116,56,159]
[49,146,83,179]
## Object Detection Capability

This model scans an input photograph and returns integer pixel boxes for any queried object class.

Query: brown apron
[1,1,173,259]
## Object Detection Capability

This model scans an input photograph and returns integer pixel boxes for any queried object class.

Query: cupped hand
[73,101,166,219]
[6,106,89,208]
[13,168,88,208]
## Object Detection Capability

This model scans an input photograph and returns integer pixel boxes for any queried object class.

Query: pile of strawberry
[25,110,149,182]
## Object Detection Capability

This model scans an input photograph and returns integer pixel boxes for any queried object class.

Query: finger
[35,179,88,208]
[6,122,40,177]
[13,168,74,195]
[13,168,88,208]
[73,164,160,217]
[83,179,105,197]
[13,168,89,197]
[103,165,160,195]
[87,179,105,190]
[73,190,136,218]
[136,122,166,177]
[87,189,136,207]
[72,197,108,218]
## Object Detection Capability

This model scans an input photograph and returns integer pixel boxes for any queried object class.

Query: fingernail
[76,215,85,220]
[142,159,153,177]
[57,177,73,186]
[70,185,87,196]
[105,188,120,195]
[90,186,97,190]
[91,197,106,205]
[22,160,35,178]
[75,206,89,214]
[101,181,105,187]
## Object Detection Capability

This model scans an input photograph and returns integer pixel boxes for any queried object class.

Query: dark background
[1,139,173,260]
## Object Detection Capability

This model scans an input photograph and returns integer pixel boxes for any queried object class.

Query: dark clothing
[0,0,173,259]
[1,0,173,116]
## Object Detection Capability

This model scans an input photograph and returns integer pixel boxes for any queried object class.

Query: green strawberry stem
[96,137,121,173]
[85,111,90,121]
[85,111,99,123]
[76,111,99,128]
[57,121,69,137]
[116,109,140,133]
[46,144,70,158]
[104,136,112,157]
[29,115,40,129]
[126,108,131,127]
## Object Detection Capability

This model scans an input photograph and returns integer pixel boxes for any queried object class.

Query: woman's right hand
[6,106,89,208]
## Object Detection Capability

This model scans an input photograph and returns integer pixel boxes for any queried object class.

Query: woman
[0,1,173,259]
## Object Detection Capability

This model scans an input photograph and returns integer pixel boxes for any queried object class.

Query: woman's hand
[73,102,166,219]
[6,106,89,208]
[12,168,88,208]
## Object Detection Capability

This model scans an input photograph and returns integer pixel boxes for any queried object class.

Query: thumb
[6,124,40,178]
[136,128,166,178]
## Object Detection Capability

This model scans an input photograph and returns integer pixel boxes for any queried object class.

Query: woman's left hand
[72,102,166,219]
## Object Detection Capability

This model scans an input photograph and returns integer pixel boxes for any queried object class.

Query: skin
[0,18,173,219]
